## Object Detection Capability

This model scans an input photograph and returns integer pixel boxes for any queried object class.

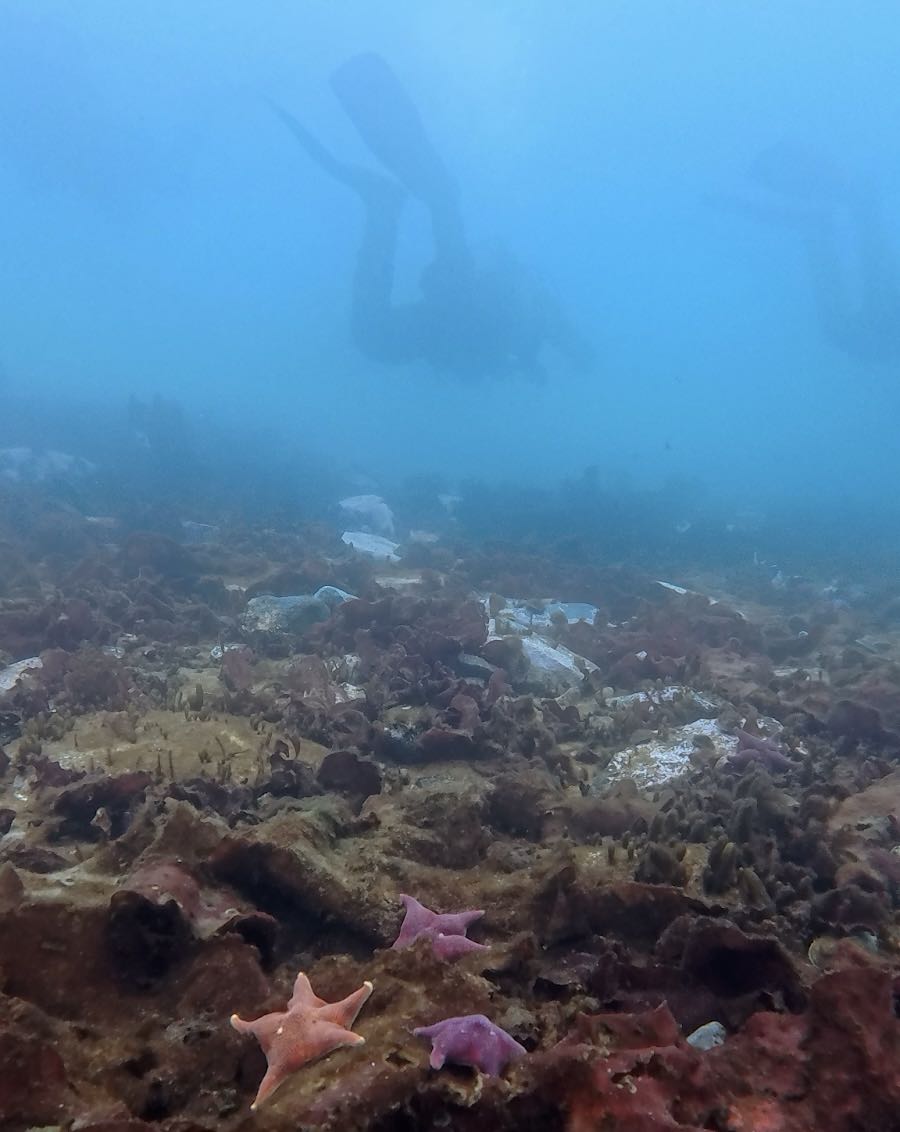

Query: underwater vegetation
[0,469,897,1131]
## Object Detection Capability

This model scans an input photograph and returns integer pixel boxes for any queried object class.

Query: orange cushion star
[231,972,373,1109]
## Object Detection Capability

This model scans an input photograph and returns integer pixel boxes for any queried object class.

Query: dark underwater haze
[2,1,900,533]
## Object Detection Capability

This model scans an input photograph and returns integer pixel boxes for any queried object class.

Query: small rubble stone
[686,1020,727,1050]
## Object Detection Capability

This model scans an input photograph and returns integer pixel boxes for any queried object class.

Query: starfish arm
[473,1026,525,1075]
[414,1022,452,1069]
[250,1061,291,1110]
[392,894,435,948]
[231,1010,286,1054]
[317,980,374,1027]
[288,972,327,1011]
[433,909,485,934]
[432,933,489,961]
[304,1018,367,1058]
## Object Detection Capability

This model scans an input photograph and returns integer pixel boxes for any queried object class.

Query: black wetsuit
[275,53,592,379]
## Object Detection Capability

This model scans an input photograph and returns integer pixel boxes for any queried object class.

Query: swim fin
[330,52,458,210]
[268,97,405,206]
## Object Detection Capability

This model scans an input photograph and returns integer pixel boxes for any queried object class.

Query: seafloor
[0,486,898,1132]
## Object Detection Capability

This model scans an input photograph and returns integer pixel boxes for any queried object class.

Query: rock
[209,642,244,660]
[0,656,43,694]
[454,653,498,680]
[0,1024,73,1124]
[317,750,383,804]
[484,595,600,635]
[808,933,880,971]
[181,520,220,545]
[339,494,395,537]
[0,711,21,746]
[0,862,24,909]
[341,531,401,562]
[831,769,900,830]
[54,771,154,840]
[408,529,439,545]
[335,682,367,704]
[686,1020,726,1050]
[116,860,278,956]
[0,446,96,484]
[211,814,396,945]
[314,585,356,608]
[240,594,330,634]
[603,719,738,788]
[607,685,721,715]
[519,636,595,694]
[416,727,482,762]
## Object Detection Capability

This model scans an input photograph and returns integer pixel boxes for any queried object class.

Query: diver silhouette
[273,52,592,381]
[715,141,900,365]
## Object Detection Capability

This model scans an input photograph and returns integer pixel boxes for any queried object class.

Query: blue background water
[1,0,899,521]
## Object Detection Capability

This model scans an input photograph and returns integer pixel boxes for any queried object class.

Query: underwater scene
[1,2,899,1129]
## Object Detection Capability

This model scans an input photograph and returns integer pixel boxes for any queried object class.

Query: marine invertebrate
[728,728,794,772]
[414,1014,526,1075]
[231,972,373,1109]
[390,893,487,960]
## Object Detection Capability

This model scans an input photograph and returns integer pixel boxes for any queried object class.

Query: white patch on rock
[608,686,721,714]
[341,531,401,562]
[605,719,739,788]
[0,656,43,694]
[481,594,600,636]
[339,495,395,537]
[335,683,367,704]
[518,637,597,694]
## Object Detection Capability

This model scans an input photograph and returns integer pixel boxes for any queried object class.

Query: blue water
[1,1,899,542]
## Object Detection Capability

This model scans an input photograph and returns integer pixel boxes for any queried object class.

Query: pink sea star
[230,972,373,1109]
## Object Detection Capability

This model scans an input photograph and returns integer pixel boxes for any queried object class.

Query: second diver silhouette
[716,141,900,366]
[273,52,593,381]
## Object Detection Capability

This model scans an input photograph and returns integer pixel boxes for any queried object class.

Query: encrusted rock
[240,593,330,635]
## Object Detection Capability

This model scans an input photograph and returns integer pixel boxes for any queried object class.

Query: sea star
[390,893,488,961]
[230,972,373,1110]
[728,728,794,772]
[414,1014,526,1076]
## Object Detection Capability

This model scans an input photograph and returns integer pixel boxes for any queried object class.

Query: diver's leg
[849,193,900,316]
[349,189,422,364]
[800,212,858,352]
[330,53,457,208]
[329,56,471,272]
[709,190,854,350]
[272,102,420,363]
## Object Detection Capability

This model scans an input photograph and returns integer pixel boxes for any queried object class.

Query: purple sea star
[414,1014,526,1076]
[390,894,488,961]
[728,728,794,772]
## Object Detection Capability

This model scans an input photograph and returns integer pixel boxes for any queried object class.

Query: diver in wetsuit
[273,52,592,381]
[716,142,900,365]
